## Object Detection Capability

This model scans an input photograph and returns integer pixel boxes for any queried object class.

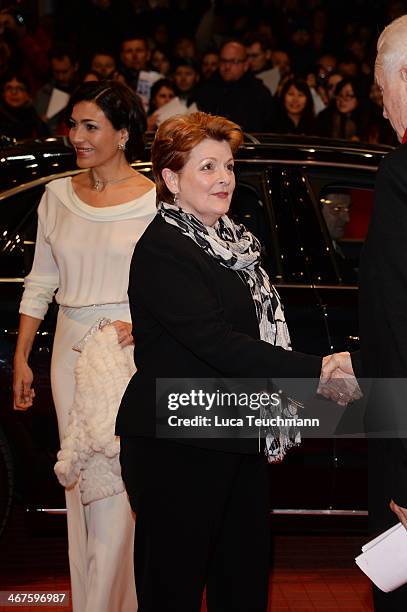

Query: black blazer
[359,143,407,506]
[116,215,322,452]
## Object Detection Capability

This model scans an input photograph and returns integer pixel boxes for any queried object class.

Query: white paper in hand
[46,88,70,119]
[136,70,162,112]
[155,97,198,126]
[155,97,188,125]
[355,522,407,592]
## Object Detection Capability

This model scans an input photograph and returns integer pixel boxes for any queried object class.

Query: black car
[0,134,393,536]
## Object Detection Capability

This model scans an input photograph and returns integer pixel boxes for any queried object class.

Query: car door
[230,160,369,513]
[0,182,63,510]
[232,161,334,355]
[303,166,376,353]
[302,166,376,511]
[230,162,339,511]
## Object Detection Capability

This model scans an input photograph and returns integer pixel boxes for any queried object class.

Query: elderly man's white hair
[377,15,407,73]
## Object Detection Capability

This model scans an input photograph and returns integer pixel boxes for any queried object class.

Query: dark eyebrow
[70,117,99,124]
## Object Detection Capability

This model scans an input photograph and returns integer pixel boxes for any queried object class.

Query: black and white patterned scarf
[158,200,301,462]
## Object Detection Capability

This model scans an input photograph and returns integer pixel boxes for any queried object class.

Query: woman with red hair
[117,111,357,612]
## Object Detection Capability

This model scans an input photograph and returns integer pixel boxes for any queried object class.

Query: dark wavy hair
[334,77,364,107]
[279,77,315,125]
[66,80,146,162]
[148,78,176,115]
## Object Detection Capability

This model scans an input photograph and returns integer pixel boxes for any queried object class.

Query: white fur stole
[54,325,136,505]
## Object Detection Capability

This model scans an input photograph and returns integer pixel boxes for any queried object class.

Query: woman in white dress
[13,81,156,612]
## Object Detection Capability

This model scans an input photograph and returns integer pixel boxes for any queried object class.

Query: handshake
[317,351,362,406]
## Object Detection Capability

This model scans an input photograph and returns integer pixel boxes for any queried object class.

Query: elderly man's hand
[390,500,407,530]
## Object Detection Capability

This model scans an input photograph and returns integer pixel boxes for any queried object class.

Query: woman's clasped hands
[318,351,362,406]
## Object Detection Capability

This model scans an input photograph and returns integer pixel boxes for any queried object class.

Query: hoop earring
[118,142,126,151]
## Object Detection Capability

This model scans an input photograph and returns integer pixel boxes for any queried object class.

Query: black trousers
[120,438,270,612]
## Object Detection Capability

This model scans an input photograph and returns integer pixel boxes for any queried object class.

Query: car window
[0,185,44,277]
[228,166,277,277]
[305,168,375,285]
[230,182,267,244]
[269,166,337,285]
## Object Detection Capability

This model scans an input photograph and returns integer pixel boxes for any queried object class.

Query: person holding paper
[13,80,156,612]
[146,78,176,131]
[358,14,407,611]
[119,35,162,112]
[243,32,280,95]
[33,45,79,135]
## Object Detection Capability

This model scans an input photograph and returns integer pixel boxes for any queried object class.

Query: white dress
[19,176,156,612]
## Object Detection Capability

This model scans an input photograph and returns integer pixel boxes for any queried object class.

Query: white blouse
[19,177,156,320]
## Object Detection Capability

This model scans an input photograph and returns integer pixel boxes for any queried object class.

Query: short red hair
[151,111,243,202]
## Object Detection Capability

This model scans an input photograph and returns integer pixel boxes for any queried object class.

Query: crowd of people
[0,0,402,146]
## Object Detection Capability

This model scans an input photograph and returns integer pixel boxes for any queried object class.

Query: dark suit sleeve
[131,234,322,380]
[375,159,407,372]
[373,153,407,505]
[392,440,407,507]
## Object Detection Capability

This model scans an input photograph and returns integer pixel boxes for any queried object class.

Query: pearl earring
[173,193,180,205]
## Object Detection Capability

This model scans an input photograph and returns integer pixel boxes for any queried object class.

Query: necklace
[90,169,135,192]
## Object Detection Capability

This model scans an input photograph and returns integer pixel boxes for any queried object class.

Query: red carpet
[0,506,373,611]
